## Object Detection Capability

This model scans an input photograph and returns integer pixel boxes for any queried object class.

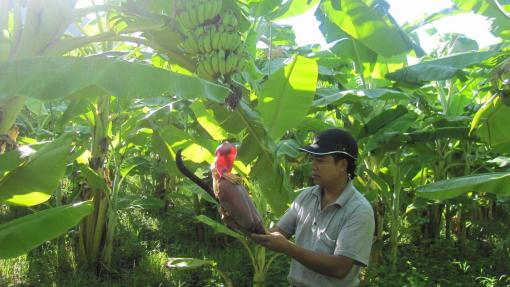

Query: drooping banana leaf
[195,215,244,240]
[0,201,93,259]
[0,57,229,103]
[270,0,320,20]
[258,55,318,141]
[312,88,409,108]
[452,0,510,40]
[386,51,500,88]
[319,0,411,57]
[417,172,510,200]
[237,101,290,215]
[0,134,72,206]
[471,96,510,152]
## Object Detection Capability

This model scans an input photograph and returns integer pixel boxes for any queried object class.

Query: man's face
[310,154,347,186]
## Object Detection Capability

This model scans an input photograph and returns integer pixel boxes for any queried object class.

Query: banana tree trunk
[79,95,111,270]
[389,152,402,271]
[370,200,385,265]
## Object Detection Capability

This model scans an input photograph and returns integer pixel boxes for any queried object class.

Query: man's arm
[251,232,353,280]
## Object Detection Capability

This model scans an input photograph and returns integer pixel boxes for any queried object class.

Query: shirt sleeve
[277,188,310,236]
[276,199,299,236]
[334,207,375,267]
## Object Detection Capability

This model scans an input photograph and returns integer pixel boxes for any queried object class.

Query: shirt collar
[311,180,355,208]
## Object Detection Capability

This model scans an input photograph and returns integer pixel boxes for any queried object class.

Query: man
[251,128,375,287]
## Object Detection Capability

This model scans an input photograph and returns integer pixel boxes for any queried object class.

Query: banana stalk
[79,94,111,268]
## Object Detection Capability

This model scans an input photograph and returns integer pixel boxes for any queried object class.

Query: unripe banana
[231,35,242,51]
[219,32,229,50]
[204,1,214,21]
[212,30,221,50]
[211,51,220,74]
[218,50,226,75]
[198,3,206,24]
[182,38,199,54]
[213,0,222,17]
[177,13,193,31]
[228,34,238,50]
[236,57,246,72]
[202,57,214,77]
[226,53,238,73]
[203,33,212,53]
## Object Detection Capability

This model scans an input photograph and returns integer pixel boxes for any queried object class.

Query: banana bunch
[175,0,222,31]
[176,0,247,80]
[181,24,243,55]
[197,50,246,80]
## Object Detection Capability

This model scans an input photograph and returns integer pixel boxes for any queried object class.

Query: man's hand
[250,231,291,253]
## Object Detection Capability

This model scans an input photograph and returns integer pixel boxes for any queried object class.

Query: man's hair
[332,153,357,179]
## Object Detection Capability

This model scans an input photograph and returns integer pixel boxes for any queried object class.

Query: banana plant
[0,134,93,259]
[0,55,229,268]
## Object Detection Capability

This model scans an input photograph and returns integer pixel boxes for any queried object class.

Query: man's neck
[321,176,349,207]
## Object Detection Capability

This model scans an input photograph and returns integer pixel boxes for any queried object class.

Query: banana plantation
[1,0,509,286]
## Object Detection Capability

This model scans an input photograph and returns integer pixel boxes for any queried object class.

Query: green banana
[219,32,229,50]
[212,29,221,50]
[183,36,200,54]
[203,33,212,53]
[218,50,226,75]
[211,51,220,74]
[213,0,222,17]
[204,1,214,21]
[236,57,246,72]
[190,9,200,27]
[197,62,214,80]
[198,3,206,24]
[177,13,193,31]
[226,53,237,73]
[202,57,214,77]
[228,33,238,50]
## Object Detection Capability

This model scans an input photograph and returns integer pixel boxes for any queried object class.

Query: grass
[1,201,509,287]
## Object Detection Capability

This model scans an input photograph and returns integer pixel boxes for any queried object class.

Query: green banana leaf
[0,201,93,259]
[77,164,111,195]
[386,51,500,88]
[195,215,244,240]
[0,149,26,176]
[0,134,72,206]
[313,88,409,108]
[417,172,510,200]
[190,100,229,141]
[316,9,377,64]
[247,0,281,17]
[0,57,229,103]
[258,56,318,141]
[471,96,510,152]
[320,0,410,57]
[270,0,320,20]
[357,105,409,139]
[237,101,290,215]
[452,0,510,40]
